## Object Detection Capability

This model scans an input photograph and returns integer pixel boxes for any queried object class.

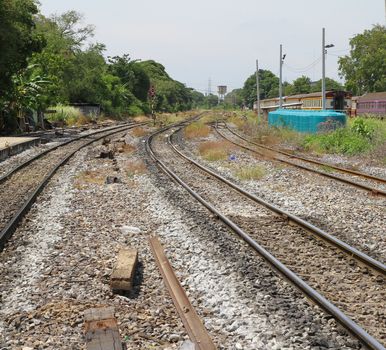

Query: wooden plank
[84,307,123,350]
[110,248,138,292]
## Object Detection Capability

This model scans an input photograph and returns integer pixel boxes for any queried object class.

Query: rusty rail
[224,123,386,184]
[145,121,386,350]
[149,236,216,350]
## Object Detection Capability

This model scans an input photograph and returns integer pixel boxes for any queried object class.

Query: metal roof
[358,92,386,101]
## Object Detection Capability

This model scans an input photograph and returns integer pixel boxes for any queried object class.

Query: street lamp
[322,28,334,110]
[279,45,286,108]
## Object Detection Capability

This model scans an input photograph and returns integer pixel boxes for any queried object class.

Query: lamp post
[322,28,334,110]
[279,44,286,108]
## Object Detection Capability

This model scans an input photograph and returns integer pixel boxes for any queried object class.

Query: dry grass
[75,170,106,186]
[234,165,266,180]
[133,115,151,123]
[121,143,136,154]
[198,140,233,161]
[131,127,148,137]
[126,160,147,177]
[184,121,211,139]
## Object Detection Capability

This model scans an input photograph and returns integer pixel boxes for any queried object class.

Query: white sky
[38,0,385,93]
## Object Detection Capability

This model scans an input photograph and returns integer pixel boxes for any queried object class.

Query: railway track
[214,122,386,196]
[146,118,386,350]
[0,122,145,250]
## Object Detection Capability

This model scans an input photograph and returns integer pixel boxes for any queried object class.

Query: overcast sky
[38,0,385,93]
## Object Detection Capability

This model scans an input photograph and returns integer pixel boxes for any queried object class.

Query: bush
[303,117,386,155]
[47,105,91,126]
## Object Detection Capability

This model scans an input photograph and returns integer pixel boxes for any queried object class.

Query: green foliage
[0,0,44,97]
[242,69,279,108]
[351,118,374,139]
[303,118,386,155]
[291,75,312,94]
[224,89,243,107]
[47,105,84,124]
[310,78,343,92]
[338,25,386,95]
[139,60,194,113]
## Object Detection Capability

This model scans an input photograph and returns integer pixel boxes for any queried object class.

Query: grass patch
[198,140,232,161]
[133,115,151,123]
[234,165,266,180]
[184,121,211,139]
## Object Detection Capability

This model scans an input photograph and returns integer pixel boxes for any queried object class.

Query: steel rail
[0,122,138,185]
[215,124,386,197]
[149,236,217,350]
[168,128,386,275]
[0,123,144,250]
[146,125,386,350]
[224,123,386,184]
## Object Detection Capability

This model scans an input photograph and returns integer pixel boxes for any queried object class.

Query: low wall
[0,137,40,162]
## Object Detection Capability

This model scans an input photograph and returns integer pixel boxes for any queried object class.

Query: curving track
[0,122,145,250]
[215,122,386,196]
[146,118,386,350]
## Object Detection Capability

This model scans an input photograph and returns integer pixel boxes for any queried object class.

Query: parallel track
[146,118,385,350]
[0,123,145,250]
[215,122,386,196]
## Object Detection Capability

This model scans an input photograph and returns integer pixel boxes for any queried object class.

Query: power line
[283,56,322,73]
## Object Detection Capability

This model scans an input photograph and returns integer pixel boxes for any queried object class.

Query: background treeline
[226,24,386,109]
[0,2,208,132]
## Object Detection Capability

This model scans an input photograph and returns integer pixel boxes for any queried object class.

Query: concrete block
[110,248,138,292]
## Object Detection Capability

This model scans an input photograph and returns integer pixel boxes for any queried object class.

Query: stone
[179,340,195,350]
[120,226,141,234]
[105,176,121,184]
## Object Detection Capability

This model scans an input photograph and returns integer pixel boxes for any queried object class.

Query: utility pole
[322,28,326,110]
[279,44,285,108]
[322,28,334,110]
[255,59,261,120]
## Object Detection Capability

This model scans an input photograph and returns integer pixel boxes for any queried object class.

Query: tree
[242,69,279,108]
[310,77,343,93]
[339,25,386,95]
[0,0,44,100]
[224,89,243,107]
[291,75,312,94]
[139,60,193,112]
[108,55,150,102]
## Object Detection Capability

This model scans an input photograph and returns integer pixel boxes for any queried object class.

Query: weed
[234,165,266,180]
[185,121,211,139]
[198,140,233,161]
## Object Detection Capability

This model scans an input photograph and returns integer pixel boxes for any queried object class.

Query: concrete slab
[0,137,40,161]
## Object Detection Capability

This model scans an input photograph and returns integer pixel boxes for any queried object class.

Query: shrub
[48,105,85,125]
[351,118,374,139]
